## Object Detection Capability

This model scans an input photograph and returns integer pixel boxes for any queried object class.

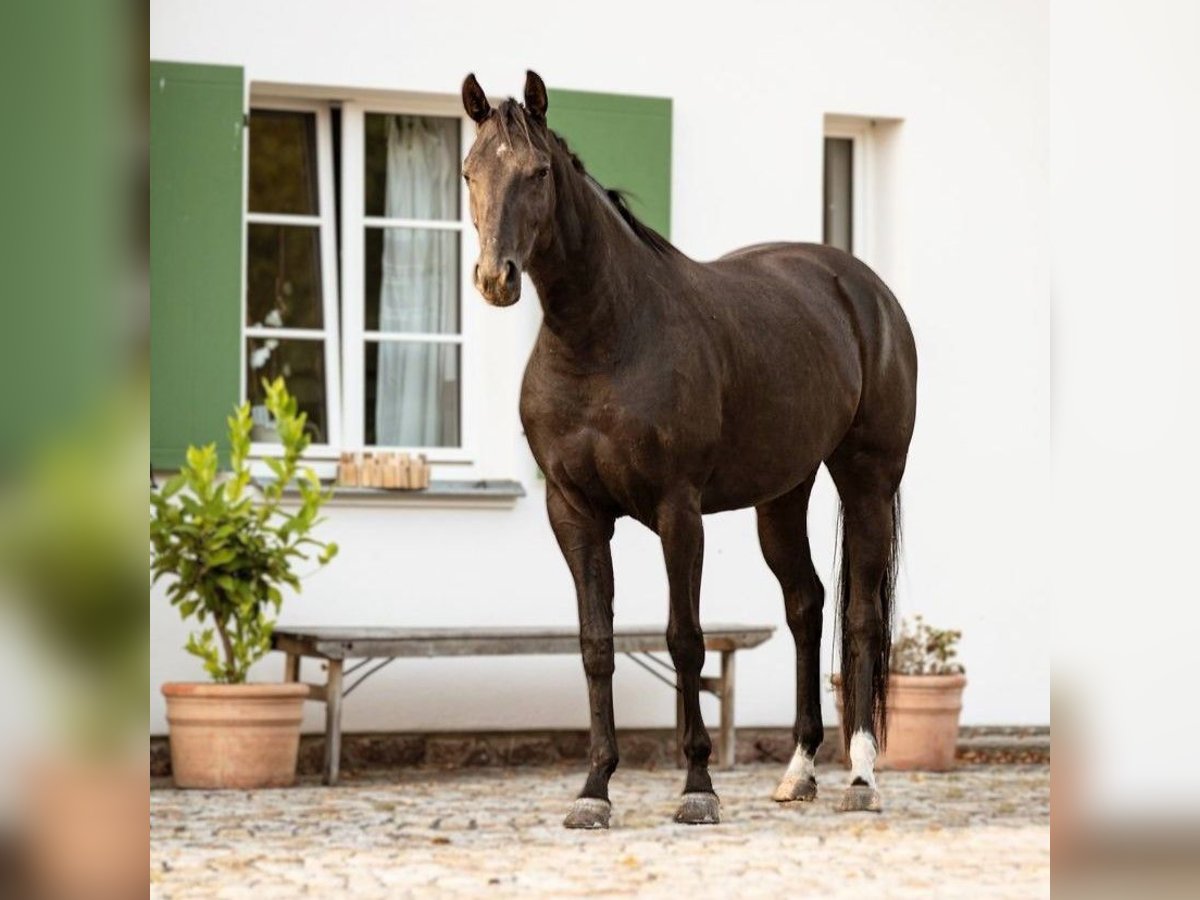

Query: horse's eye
[535,166,550,180]
[462,172,471,184]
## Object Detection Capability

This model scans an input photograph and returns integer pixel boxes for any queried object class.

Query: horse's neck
[527,168,666,365]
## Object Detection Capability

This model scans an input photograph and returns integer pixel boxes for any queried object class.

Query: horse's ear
[462,73,492,124]
[524,70,548,122]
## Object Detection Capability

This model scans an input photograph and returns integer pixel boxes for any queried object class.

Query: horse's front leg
[659,493,720,825]
[547,485,619,830]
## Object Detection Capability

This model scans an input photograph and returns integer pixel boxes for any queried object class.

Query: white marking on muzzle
[849,730,877,788]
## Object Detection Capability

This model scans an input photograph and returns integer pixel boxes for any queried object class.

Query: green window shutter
[150,61,245,468]
[547,89,672,238]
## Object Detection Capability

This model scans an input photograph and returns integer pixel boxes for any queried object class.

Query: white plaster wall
[150,0,1051,734]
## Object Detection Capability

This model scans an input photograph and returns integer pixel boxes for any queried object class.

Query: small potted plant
[834,615,967,771]
[151,378,337,789]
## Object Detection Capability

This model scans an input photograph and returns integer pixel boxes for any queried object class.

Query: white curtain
[375,115,460,446]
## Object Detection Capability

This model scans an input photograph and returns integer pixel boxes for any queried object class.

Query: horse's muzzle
[474,258,521,307]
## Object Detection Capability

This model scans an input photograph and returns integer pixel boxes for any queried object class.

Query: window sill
[280,478,526,509]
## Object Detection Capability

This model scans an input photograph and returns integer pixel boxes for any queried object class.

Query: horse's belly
[699,440,826,513]
[698,374,856,512]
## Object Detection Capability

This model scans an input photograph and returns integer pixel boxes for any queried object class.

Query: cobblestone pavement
[150,763,1049,898]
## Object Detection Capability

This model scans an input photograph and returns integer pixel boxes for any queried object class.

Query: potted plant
[151,378,337,789]
[834,615,967,771]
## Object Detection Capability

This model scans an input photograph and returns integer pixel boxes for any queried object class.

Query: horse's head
[460,71,555,307]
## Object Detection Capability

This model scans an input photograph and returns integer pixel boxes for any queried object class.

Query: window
[243,96,475,461]
[823,137,854,253]
[245,102,341,451]
[822,119,871,258]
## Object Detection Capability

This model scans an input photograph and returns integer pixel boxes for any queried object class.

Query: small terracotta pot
[162,682,309,789]
[834,673,967,771]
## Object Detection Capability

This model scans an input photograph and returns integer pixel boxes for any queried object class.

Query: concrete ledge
[150,726,1048,778]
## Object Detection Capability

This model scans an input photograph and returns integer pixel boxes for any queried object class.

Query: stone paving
[150,763,1049,898]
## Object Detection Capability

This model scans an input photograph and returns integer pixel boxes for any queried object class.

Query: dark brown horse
[461,71,916,827]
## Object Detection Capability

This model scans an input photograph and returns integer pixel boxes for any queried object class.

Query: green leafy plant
[150,378,337,683]
[889,615,965,676]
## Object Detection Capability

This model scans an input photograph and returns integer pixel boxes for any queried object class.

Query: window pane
[364,114,460,220]
[246,224,324,328]
[365,341,460,448]
[364,227,460,334]
[248,109,319,215]
[246,338,328,443]
[823,137,853,253]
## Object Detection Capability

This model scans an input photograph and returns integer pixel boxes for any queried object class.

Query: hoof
[837,784,882,813]
[772,775,818,803]
[674,792,721,825]
[563,797,611,830]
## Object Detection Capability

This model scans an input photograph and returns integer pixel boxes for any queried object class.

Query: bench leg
[323,660,344,786]
[283,652,300,683]
[719,650,736,770]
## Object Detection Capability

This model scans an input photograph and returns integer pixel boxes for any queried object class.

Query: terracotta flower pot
[834,673,967,771]
[162,682,309,789]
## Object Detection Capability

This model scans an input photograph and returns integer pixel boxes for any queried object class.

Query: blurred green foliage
[0,0,139,750]
[150,378,337,684]
[0,386,148,754]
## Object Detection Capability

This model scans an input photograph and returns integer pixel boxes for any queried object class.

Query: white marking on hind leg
[849,730,877,789]
[772,743,817,801]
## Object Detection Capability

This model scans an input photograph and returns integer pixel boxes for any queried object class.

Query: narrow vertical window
[359,113,463,449]
[823,136,854,253]
[243,105,341,449]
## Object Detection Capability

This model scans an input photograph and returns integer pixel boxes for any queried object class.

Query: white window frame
[824,117,873,262]
[340,98,480,464]
[243,98,343,458]
[243,91,481,466]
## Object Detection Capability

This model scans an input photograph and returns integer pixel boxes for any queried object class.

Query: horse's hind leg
[756,475,826,803]
[826,451,904,814]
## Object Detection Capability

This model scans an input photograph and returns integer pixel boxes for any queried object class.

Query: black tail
[837,493,901,752]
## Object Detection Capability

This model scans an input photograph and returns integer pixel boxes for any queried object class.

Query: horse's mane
[495,98,676,257]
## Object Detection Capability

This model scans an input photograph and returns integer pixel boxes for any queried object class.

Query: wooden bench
[272,624,775,785]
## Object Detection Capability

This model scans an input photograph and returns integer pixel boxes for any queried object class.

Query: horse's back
[711,242,913,363]
[708,242,917,464]
[713,242,906,335]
